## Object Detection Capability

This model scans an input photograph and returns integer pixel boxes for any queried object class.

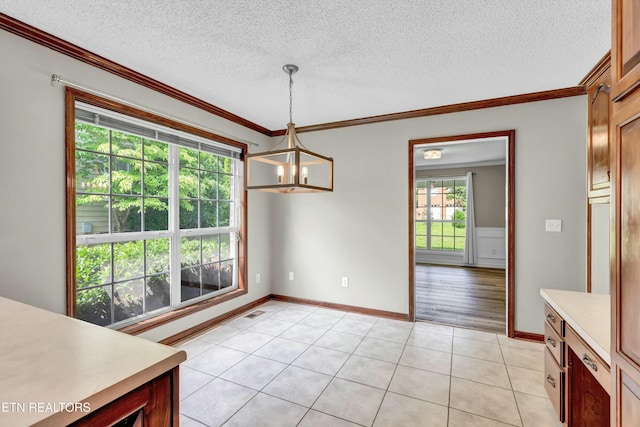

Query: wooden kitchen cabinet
[70,370,176,427]
[541,294,611,426]
[567,347,610,426]
[544,303,567,423]
[611,1,640,424]
[583,52,612,198]
[611,0,640,102]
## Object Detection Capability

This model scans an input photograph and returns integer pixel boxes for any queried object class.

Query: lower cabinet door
[544,347,565,422]
[567,346,610,426]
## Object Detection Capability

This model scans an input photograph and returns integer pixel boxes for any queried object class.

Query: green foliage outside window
[75,122,235,326]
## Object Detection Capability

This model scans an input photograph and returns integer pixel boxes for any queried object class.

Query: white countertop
[540,289,610,365]
[0,296,186,426]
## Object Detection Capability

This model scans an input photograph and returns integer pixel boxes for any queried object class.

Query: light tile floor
[175,301,562,427]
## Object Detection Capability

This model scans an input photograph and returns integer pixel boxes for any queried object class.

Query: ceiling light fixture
[423,148,442,159]
[245,64,334,193]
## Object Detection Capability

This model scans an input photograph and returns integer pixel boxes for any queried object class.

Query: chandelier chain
[289,71,294,124]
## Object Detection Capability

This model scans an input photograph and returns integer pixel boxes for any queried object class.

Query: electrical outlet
[289,272,294,281]
[341,276,349,288]
[256,273,261,283]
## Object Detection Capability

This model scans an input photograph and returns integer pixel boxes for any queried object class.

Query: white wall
[0,29,273,342]
[270,96,587,334]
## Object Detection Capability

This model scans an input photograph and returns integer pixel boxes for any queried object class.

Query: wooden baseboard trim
[159,295,271,345]
[270,294,410,321]
[161,294,410,346]
[514,331,544,342]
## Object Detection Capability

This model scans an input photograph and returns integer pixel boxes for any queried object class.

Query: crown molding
[272,86,587,136]
[0,13,273,136]
[1,12,588,139]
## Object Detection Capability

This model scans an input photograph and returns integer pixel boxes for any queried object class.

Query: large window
[415,177,466,252]
[67,92,246,328]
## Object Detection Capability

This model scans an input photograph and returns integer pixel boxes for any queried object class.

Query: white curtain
[463,171,477,265]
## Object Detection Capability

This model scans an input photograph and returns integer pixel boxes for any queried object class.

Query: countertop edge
[33,350,186,426]
[540,289,610,365]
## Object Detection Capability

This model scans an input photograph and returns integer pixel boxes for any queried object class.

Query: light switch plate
[545,219,562,232]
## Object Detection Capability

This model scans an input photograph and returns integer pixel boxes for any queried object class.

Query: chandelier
[245,64,334,193]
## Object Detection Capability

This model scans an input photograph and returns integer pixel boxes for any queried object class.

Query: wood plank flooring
[415,264,506,334]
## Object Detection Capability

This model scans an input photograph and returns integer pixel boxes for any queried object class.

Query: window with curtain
[69,98,245,328]
[415,177,466,252]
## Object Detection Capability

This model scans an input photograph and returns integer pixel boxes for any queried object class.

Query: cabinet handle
[546,337,557,348]
[582,354,598,371]
[546,374,556,388]
[546,313,556,323]
[591,82,611,103]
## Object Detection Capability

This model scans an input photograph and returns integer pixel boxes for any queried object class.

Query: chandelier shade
[245,65,334,193]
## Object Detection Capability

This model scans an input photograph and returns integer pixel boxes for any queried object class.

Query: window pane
[202,263,220,294]
[113,278,144,322]
[76,151,110,194]
[76,243,111,288]
[179,168,199,198]
[416,236,426,249]
[220,260,234,289]
[181,267,201,302]
[77,285,112,326]
[431,236,443,250]
[113,241,144,281]
[76,197,109,235]
[143,162,168,196]
[455,238,465,251]
[112,196,142,232]
[112,131,142,159]
[415,222,426,236]
[202,235,220,263]
[144,197,168,231]
[218,157,233,174]
[179,200,198,229]
[200,200,217,228]
[75,123,109,152]
[218,201,231,227]
[199,152,218,171]
[220,233,231,260]
[181,236,201,267]
[442,222,454,237]
[146,274,170,312]
[144,139,168,163]
[455,223,466,237]
[442,236,455,250]
[219,174,232,200]
[146,238,169,275]
[112,157,142,195]
[179,147,199,168]
[199,170,217,199]
[431,222,443,236]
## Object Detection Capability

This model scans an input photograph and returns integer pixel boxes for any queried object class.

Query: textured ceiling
[0,1,610,131]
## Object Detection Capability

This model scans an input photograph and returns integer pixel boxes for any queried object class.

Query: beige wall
[269,96,587,335]
[0,29,273,342]
[416,165,506,228]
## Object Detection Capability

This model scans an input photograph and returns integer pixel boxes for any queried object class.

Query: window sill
[118,288,247,336]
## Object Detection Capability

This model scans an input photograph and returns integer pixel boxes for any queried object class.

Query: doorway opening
[408,131,515,336]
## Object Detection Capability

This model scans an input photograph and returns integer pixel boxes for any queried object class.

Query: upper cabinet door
[612,0,640,101]
[586,58,612,197]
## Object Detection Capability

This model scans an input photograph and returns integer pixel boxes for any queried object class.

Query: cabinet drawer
[544,321,564,366]
[565,325,610,395]
[544,304,565,337]
[544,347,565,423]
